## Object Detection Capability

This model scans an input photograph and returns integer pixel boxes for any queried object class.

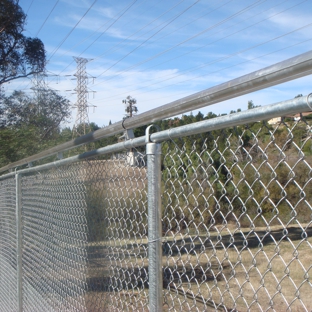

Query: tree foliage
[0,0,45,85]
[156,110,312,231]
[247,100,260,110]
[0,89,70,166]
[1,90,71,137]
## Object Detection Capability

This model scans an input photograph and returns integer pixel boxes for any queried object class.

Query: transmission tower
[0,84,4,102]
[31,71,47,106]
[72,57,95,138]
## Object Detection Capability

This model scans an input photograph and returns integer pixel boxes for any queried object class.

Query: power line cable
[78,0,139,57]
[129,0,235,58]
[48,0,97,61]
[138,0,311,91]
[125,22,312,98]
[91,0,184,63]
[94,0,266,83]
[95,0,201,79]
[26,0,35,14]
[55,0,139,76]
[36,0,59,36]
[57,0,143,62]
[139,38,312,106]
[96,0,303,96]
[94,18,312,104]
[96,36,312,108]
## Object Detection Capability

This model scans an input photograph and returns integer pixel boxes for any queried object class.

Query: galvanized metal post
[16,173,23,312]
[146,125,163,312]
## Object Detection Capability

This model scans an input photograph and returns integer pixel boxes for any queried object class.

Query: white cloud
[97,7,115,19]
[269,11,310,29]
[59,0,93,9]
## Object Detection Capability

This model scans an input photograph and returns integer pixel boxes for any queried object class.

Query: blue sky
[5,0,312,127]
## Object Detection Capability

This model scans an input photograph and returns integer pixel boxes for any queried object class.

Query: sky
[4,0,312,127]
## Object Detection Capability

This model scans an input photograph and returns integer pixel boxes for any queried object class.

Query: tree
[248,100,254,109]
[247,100,260,110]
[1,89,70,139]
[0,0,46,85]
[0,89,70,166]
[122,96,138,118]
[206,112,217,119]
[195,111,204,121]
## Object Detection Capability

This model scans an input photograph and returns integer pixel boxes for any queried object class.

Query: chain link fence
[0,176,18,311]
[84,155,149,311]
[0,103,311,311]
[161,118,312,311]
[20,164,88,311]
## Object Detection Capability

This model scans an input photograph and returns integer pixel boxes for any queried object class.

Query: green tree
[247,100,260,110]
[0,0,45,85]
[248,100,254,109]
[1,90,70,139]
[206,112,217,119]
[0,89,70,166]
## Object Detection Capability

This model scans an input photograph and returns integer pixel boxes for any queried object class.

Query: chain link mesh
[83,152,148,311]
[21,163,88,311]
[162,119,312,311]
[0,176,18,311]
[0,116,311,311]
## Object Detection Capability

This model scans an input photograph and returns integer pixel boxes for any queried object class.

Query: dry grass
[162,225,312,311]
[83,224,312,311]
[78,159,312,310]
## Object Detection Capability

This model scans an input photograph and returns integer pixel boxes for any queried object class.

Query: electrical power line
[93,22,312,104]
[78,0,139,57]
[91,0,184,63]
[36,0,60,36]
[94,0,202,79]
[58,0,141,59]
[93,0,305,97]
[56,0,139,76]
[99,36,312,109]
[51,0,299,87]
[56,0,193,77]
[26,0,35,14]
[93,0,266,83]
[15,0,311,113]
[48,0,97,61]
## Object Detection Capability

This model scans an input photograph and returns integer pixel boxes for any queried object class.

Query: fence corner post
[15,173,23,312]
[146,125,163,312]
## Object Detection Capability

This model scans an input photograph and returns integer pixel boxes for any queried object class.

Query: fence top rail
[1,50,312,174]
[1,93,311,178]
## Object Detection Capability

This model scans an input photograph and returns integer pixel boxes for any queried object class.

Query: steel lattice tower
[31,71,47,105]
[72,57,94,137]
[0,84,4,102]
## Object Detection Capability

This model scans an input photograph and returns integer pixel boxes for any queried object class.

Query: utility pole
[72,57,96,138]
